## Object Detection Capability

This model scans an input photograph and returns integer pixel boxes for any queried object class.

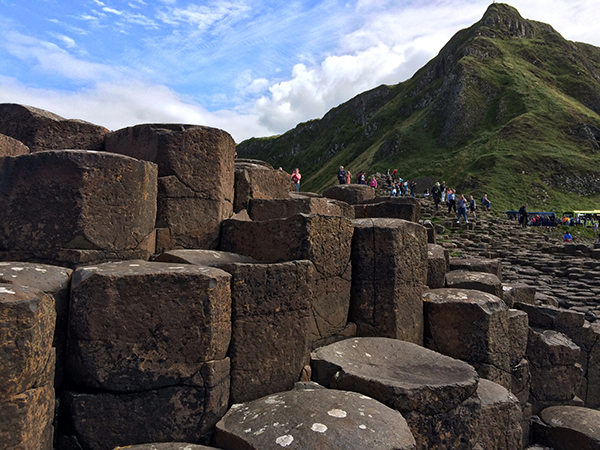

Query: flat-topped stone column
[350,219,428,344]
[106,123,235,249]
[215,388,417,450]
[533,406,600,449]
[423,288,527,390]
[0,150,157,267]
[311,337,481,449]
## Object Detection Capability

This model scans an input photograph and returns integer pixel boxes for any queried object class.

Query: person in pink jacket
[370,176,378,188]
[291,168,301,192]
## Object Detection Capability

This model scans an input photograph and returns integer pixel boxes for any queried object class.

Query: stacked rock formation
[2,103,600,450]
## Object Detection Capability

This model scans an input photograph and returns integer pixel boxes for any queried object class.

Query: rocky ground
[418,196,600,322]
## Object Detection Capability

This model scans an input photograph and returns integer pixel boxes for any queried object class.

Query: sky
[0,1,599,143]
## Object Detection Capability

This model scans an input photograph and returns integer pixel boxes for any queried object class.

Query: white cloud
[103,7,123,16]
[52,34,77,49]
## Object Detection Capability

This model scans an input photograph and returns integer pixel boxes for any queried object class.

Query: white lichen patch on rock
[275,435,294,447]
[311,423,327,433]
[328,409,347,418]
[0,287,16,294]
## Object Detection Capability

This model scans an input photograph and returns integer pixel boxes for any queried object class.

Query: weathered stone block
[0,284,55,398]
[221,261,312,404]
[427,244,447,289]
[0,384,54,450]
[445,270,503,298]
[248,196,354,221]
[323,184,375,205]
[534,406,600,449]
[311,337,480,450]
[0,150,157,265]
[234,160,294,212]
[449,258,502,281]
[351,219,428,344]
[215,389,417,450]
[353,199,420,223]
[64,359,230,450]
[503,283,536,308]
[0,103,108,152]
[0,133,29,156]
[105,124,235,249]
[527,328,583,404]
[473,379,522,450]
[66,261,231,392]
[423,289,523,389]
[0,262,72,388]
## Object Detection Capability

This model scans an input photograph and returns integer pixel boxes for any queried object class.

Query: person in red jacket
[291,168,301,192]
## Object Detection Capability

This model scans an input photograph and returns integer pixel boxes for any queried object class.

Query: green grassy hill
[237,3,600,213]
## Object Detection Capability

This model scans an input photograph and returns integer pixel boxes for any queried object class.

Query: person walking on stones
[441,181,447,202]
[482,194,491,210]
[447,189,456,214]
[370,176,378,188]
[291,168,301,192]
[469,195,477,219]
[457,194,468,223]
[432,182,442,209]
[386,169,392,187]
[337,166,346,184]
[519,203,528,228]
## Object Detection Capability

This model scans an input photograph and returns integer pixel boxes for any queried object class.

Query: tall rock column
[105,124,235,249]
[350,218,428,344]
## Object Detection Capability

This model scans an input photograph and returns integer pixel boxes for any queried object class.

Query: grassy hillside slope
[237,3,600,212]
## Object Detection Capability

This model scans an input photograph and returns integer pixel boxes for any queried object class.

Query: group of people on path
[337,166,378,187]
[430,181,488,224]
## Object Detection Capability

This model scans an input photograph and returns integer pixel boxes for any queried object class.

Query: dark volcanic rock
[0,150,157,265]
[323,184,375,205]
[533,406,600,449]
[0,133,29,156]
[215,389,417,450]
[0,103,108,152]
[234,161,294,212]
[105,123,235,249]
[354,197,421,222]
[64,371,229,450]
[350,219,428,343]
[248,196,354,221]
[427,244,448,289]
[0,284,55,398]
[445,270,503,298]
[66,260,231,392]
[449,258,502,281]
[0,262,72,388]
[310,337,481,450]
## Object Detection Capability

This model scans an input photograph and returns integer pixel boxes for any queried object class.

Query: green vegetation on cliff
[237,3,600,212]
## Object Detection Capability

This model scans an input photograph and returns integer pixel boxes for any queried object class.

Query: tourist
[424,189,430,197]
[447,189,456,213]
[441,181,447,202]
[482,194,491,210]
[291,168,301,192]
[345,169,352,185]
[519,204,528,228]
[564,231,573,242]
[386,169,392,187]
[457,194,468,223]
[431,183,441,209]
[337,166,346,184]
[370,176,378,188]
[469,195,477,219]
[410,180,417,197]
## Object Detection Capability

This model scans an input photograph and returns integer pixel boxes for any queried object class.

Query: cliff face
[237,3,600,211]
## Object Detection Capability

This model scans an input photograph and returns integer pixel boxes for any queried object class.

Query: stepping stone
[427,244,448,289]
[311,337,480,449]
[115,445,218,450]
[248,196,354,221]
[323,184,375,205]
[533,406,600,449]
[503,283,536,308]
[234,161,294,213]
[445,270,503,298]
[215,388,416,450]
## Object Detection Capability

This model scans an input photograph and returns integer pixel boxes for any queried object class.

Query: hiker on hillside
[431,182,442,209]
[457,194,468,223]
[337,166,346,184]
[386,170,392,187]
[447,189,456,213]
[291,168,301,192]
[482,194,491,210]
[469,195,477,219]
[519,204,528,228]
[370,176,378,188]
